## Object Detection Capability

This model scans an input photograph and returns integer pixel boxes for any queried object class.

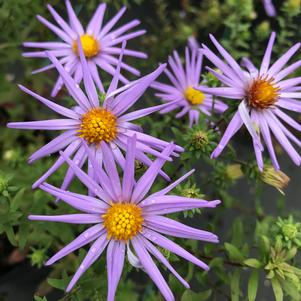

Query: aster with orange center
[8,41,183,194]
[200,32,301,171]
[152,41,227,127]
[23,1,147,97]
[28,135,220,301]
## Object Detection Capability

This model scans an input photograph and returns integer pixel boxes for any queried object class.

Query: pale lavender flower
[8,41,183,192]
[152,45,228,127]
[23,1,147,97]
[200,32,301,171]
[29,135,220,300]
[263,0,277,17]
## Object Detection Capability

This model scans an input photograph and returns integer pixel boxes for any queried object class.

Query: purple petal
[7,119,79,130]
[59,150,111,203]
[131,236,175,301]
[211,111,243,159]
[77,38,99,108]
[58,146,87,197]
[131,143,175,203]
[106,41,127,101]
[111,64,166,116]
[122,134,136,202]
[41,183,108,213]
[241,58,258,78]
[104,30,146,47]
[29,214,102,224]
[86,3,106,36]
[100,142,122,201]
[18,85,79,119]
[140,236,190,289]
[260,32,276,75]
[88,60,105,93]
[65,0,84,35]
[66,233,109,292]
[36,14,73,44]
[82,143,118,202]
[147,170,195,198]
[141,228,209,270]
[144,215,219,242]
[28,130,77,163]
[47,4,76,39]
[209,34,244,80]
[268,43,301,77]
[266,111,301,165]
[118,102,174,123]
[141,196,221,215]
[31,139,81,189]
[98,7,126,39]
[46,225,105,265]
[106,240,126,301]
[257,113,279,170]
[263,0,277,17]
[47,52,90,110]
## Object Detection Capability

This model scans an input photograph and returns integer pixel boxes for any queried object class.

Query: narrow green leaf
[231,218,244,247]
[244,258,262,268]
[271,278,283,301]
[47,278,67,290]
[248,270,259,301]
[230,269,240,301]
[4,225,17,246]
[225,243,245,262]
[280,279,300,300]
[181,290,212,301]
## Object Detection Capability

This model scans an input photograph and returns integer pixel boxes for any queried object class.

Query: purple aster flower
[263,0,277,17]
[28,135,220,300]
[152,45,228,127]
[23,1,147,97]
[8,40,183,193]
[200,32,301,170]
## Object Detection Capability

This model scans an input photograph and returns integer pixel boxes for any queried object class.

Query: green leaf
[258,235,270,254]
[47,277,67,291]
[224,243,245,262]
[18,222,29,249]
[10,187,26,211]
[230,269,240,301]
[271,278,283,301]
[181,290,212,301]
[231,218,244,247]
[248,270,259,301]
[34,296,47,301]
[280,279,301,300]
[244,258,262,268]
[4,224,17,246]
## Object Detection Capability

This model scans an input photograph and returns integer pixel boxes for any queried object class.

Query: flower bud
[225,164,243,181]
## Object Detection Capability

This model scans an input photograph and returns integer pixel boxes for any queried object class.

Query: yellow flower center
[184,87,205,105]
[103,203,144,241]
[78,108,117,144]
[246,76,279,109]
[72,34,100,58]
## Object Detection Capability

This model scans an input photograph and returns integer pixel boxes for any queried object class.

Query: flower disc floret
[184,87,205,105]
[246,76,279,109]
[103,203,144,241]
[72,34,100,58]
[78,108,117,144]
